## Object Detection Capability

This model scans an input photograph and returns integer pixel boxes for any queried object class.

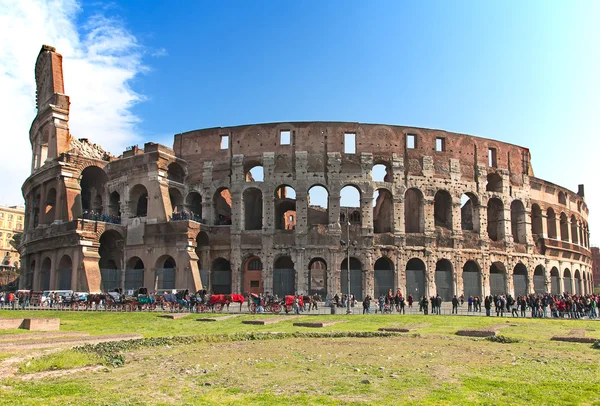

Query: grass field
[0,311,598,405]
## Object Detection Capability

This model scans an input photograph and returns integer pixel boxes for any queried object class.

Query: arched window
[570,215,578,244]
[461,193,479,232]
[510,200,526,243]
[405,188,424,233]
[167,162,185,183]
[486,173,502,193]
[558,191,566,205]
[560,212,569,242]
[372,163,392,182]
[214,188,232,225]
[274,185,296,230]
[307,185,329,226]
[130,184,148,217]
[531,204,542,236]
[245,164,264,182]
[434,190,452,229]
[243,187,263,230]
[487,198,504,241]
[546,208,557,239]
[373,189,393,233]
[341,185,361,227]
[80,166,108,214]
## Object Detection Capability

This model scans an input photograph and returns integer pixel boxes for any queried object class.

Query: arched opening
[44,188,57,224]
[80,166,108,214]
[167,162,185,183]
[373,189,393,233]
[487,198,504,241]
[214,188,232,225]
[245,164,264,182]
[462,260,482,298]
[512,263,528,297]
[546,208,557,239]
[307,185,329,226]
[435,259,453,301]
[578,221,584,247]
[99,230,123,291]
[574,270,581,295]
[25,260,35,290]
[195,232,210,288]
[560,212,569,242]
[341,257,362,300]
[570,215,578,244]
[243,256,263,295]
[169,188,184,214]
[57,255,72,290]
[550,267,560,295]
[185,192,203,222]
[486,173,502,193]
[510,200,526,243]
[274,185,296,230]
[405,188,424,233]
[156,256,176,291]
[130,184,148,217]
[406,258,425,298]
[125,257,145,291]
[372,163,392,182]
[489,262,506,296]
[558,191,567,205]
[374,257,394,298]
[434,190,452,229]
[32,194,41,228]
[211,258,232,294]
[243,188,263,230]
[308,258,327,296]
[273,256,295,297]
[563,269,572,294]
[531,204,542,236]
[108,191,121,219]
[340,185,361,227]
[40,257,51,291]
[461,193,480,232]
[533,265,546,294]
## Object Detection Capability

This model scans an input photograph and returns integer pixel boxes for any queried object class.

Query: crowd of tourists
[81,210,121,224]
[171,210,204,223]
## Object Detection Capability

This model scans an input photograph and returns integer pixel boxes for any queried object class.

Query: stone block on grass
[0,318,24,330]
[21,318,60,331]
[160,314,190,320]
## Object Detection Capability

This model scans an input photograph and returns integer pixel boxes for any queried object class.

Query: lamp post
[340,209,355,315]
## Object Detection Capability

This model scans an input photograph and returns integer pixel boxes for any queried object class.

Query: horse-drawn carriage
[209,294,244,312]
[284,295,304,313]
[249,294,283,314]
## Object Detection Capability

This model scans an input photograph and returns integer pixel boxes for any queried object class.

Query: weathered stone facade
[20,45,594,299]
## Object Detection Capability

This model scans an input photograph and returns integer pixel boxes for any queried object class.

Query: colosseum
[19,45,594,300]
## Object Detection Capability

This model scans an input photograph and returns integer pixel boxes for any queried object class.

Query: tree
[9,232,22,251]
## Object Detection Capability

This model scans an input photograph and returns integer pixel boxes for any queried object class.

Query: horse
[86,293,106,310]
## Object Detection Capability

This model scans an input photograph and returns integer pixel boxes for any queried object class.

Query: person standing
[362,295,371,314]
[451,295,459,314]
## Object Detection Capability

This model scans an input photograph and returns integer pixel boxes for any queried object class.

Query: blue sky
[1,0,599,241]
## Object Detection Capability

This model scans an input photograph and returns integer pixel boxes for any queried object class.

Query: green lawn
[0,311,598,405]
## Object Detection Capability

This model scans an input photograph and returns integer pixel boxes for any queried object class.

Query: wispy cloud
[151,47,168,58]
[0,0,147,206]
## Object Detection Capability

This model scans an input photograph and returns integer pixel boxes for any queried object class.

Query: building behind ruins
[19,45,594,298]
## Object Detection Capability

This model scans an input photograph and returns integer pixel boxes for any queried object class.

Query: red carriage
[209,294,244,311]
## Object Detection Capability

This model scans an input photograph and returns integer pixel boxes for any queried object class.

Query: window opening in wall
[220,135,229,150]
[250,280,259,288]
[344,133,356,154]
[407,134,416,149]
[280,130,291,145]
[436,137,445,152]
[488,148,497,167]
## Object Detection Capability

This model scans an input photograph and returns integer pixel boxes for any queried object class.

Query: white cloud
[151,47,168,58]
[0,0,146,206]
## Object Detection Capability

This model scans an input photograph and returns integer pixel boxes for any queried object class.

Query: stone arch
[434,190,452,229]
[243,256,263,295]
[489,262,506,295]
[211,258,232,294]
[486,173,502,192]
[125,257,145,291]
[32,194,41,228]
[374,257,394,298]
[406,258,426,299]
[185,191,203,221]
[341,257,363,300]
[487,198,504,241]
[109,191,121,218]
[570,215,578,244]
[373,188,393,233]
[99,230,123,291]
[462,260,482,298]
[461,193,480,232]
[558,191,567,205]
[372,162,392,182]
[405,188,424,233]
[533,265,546,294]
[155,255,176,291]
[574,269,581,295]
[510,200,526,243]
[167,162,185,183]
[40,257,51,291]
[80,166,108,213]
[550,267,560,295]
[435,259,453,301]
[531,204,542,236]
[563,268,572,294]
[44,187,57,224]
[243,187,263,230]
[25,259,35,290]
[273,256,295,297]
[546,208,557,239]
[307,185,329,226]
[169,187,184,213]
[560,212,569,242]
[56,255,72,290]
[341,185,362,227]
[274,185,296,230]
[214,188,232,225]
[512,263,528,297]
[130,184,148,217]
[245,163,264,182]
[308,258,327,296]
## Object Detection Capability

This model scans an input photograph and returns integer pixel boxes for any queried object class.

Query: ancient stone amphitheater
[20,45,594,300]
